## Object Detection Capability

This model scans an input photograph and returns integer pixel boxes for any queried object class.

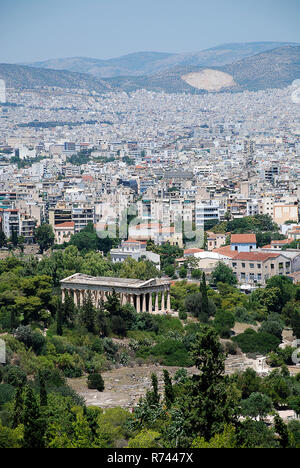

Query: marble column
[130,294,134,307]
[161,290,165,313]
[166,289,171,312]
[73,290,78,307]
[155,293,159,313]
[80,290,85,306]
[61,288,65,303]
[136,295,141,313]
[142,294,147,313]
[148,293,153,314]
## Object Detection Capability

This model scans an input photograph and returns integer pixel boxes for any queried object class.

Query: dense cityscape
[1,0,300,454]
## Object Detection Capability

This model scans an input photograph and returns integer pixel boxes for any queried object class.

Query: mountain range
[105,45,300,94]
[0,42,299,95]
[22,42,299,78]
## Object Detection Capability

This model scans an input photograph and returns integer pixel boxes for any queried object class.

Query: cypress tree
[146,373,160,407]
[63,292,75,328]
[163,369,174,409]
[56,303,63,336]
[81,291,96,334]
[11,227,18,247]
[39,373,48,407]
[200,272,209,317]
[12,386,24,429]
[23,386,45,448]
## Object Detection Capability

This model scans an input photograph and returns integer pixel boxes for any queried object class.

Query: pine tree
[163,370,174,409]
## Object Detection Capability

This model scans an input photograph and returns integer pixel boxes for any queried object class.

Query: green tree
[80,291,96,334]
[0,231,7,248]
[12,386,24,429]
[23,386,45,448]
[39,372,48,407]
[163,369,174,409]
[128,429,161,448]
[87,373,105,392]
[200,272,209,316]
[11,227,18,247]
[241,392,273,420]
[56,303,63,336]
[35,224,55,253]
[291,310,300,339]
[211,262,237,286]
[146,373,160,407]
[179,326,236,442]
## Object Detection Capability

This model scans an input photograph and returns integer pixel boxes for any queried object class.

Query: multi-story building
[231,252,293,286]
[1,209,20,238]
[231,234,257,253]
[110,239,161,269]
[195,201,220,229]
[20,215,36,244]
[54,222,75,245]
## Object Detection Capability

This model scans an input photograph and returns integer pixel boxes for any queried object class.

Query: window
[271,264,275,270]
[250,263,254,269]
[258,264,261,269]
[242,263,246,268]
[232,262,237,267]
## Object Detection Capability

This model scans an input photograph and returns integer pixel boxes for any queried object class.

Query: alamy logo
[0,339,5,364]
[292,340,300,365]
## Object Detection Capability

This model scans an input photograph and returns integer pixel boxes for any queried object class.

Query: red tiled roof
[213,246,237,258]
[271,239,293,245]
[54,222,75,228]
[233,252,280,261]
[231,234,256,244]
[184,248,204,254]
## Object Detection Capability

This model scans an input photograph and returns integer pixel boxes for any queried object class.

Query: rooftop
[60,273,170,289]
[231,234,257,244]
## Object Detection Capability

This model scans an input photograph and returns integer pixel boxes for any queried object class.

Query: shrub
[0,384,15,409]
[153,315,184,335]
[2,365,27,387]
[232,329,281,355]
[235,307,257,325]
[139,339,192,367]
[178,310,187,320]
[15,325,46,354]
[259,320,284,340]
[87,373,105,392]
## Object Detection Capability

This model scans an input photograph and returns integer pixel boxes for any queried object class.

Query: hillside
[105,46,300,93]
[2,46,300,95]
[23,42,298,79]
[0,63,111,93]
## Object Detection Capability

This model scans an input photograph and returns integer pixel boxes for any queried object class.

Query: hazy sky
[0,0,299,62]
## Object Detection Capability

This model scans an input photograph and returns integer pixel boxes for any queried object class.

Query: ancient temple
[60,273,172,314]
